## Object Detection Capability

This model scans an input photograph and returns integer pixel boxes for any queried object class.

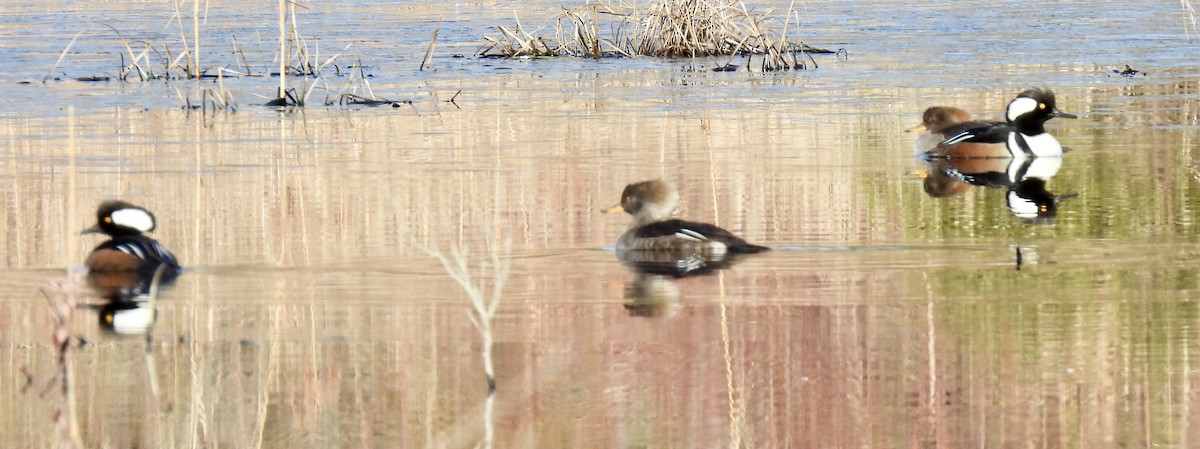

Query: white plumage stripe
[676,229,708,241]
[941,131,975,146]
[117,243,146,259]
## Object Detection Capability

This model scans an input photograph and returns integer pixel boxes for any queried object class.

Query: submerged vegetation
[480,0,837,71]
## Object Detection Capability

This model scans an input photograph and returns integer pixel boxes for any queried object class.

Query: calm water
[3,0,1200,447]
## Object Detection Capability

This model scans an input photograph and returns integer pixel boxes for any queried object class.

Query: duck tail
[730,243,771,254]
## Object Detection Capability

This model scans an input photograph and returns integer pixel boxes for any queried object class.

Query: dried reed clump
[480,0,836,70]
[48,0,370,108]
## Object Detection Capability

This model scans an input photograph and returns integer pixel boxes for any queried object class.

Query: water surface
[2,0,1200,447]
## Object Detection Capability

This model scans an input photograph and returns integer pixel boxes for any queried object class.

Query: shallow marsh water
[2,0,1200,447]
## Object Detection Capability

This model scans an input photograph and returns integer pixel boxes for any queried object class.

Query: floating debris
[1112,64,1147,77]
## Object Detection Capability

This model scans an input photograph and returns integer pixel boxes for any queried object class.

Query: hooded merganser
[602,179,769,255]
[925,88,1077,159]
[83,201,180,301]
[906,106,986,152]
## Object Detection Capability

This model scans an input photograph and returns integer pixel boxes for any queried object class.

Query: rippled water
[2,0,1200,447]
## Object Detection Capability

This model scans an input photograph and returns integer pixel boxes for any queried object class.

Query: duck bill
[1049,110,1077,119]
[904,123,928,133]
[602,204,625,214]
[81,224,103,235]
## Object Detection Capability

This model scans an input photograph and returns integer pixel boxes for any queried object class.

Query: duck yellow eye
[103,217,112,223]
[1038,103,1046,110]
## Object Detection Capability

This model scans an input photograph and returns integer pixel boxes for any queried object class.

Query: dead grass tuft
[480,0,837,70]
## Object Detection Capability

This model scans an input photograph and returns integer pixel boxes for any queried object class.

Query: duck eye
[104,217,112,223]
[1038,103,1046,110]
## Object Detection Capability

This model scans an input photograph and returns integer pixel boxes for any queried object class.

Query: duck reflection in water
[623,273,683,318]
[96,300,157,335]
[82,201,182,334]
[918,155,1077,224]
[603,180,768,316]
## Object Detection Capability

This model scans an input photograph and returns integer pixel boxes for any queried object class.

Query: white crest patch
[1006,97,1038,122]
[111,208,155,232]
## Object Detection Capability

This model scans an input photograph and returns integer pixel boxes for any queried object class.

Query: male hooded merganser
[603,179,769,255]
[924,88,1076,159]
[906,106,987,152]
[83,201,180,300]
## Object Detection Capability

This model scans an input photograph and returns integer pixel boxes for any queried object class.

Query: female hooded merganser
[906,106,985,152]
[603,180,769,255]
[83,201,180,300]
[925,88,1076,159]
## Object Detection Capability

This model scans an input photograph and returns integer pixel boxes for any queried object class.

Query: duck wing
[91,235,182,272]
[938,119,1011,145]
[633,219,769,253]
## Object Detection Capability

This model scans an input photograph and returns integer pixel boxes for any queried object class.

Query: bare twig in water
[274,0,287,104]
[422,234,508,449]
[39,275,90,449]
[45,30,86,83]
[1184,0,1198,36]
[421,235,511,394]
[421,17,442,71]
[192,0,201,79]
[232,35,252,75]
